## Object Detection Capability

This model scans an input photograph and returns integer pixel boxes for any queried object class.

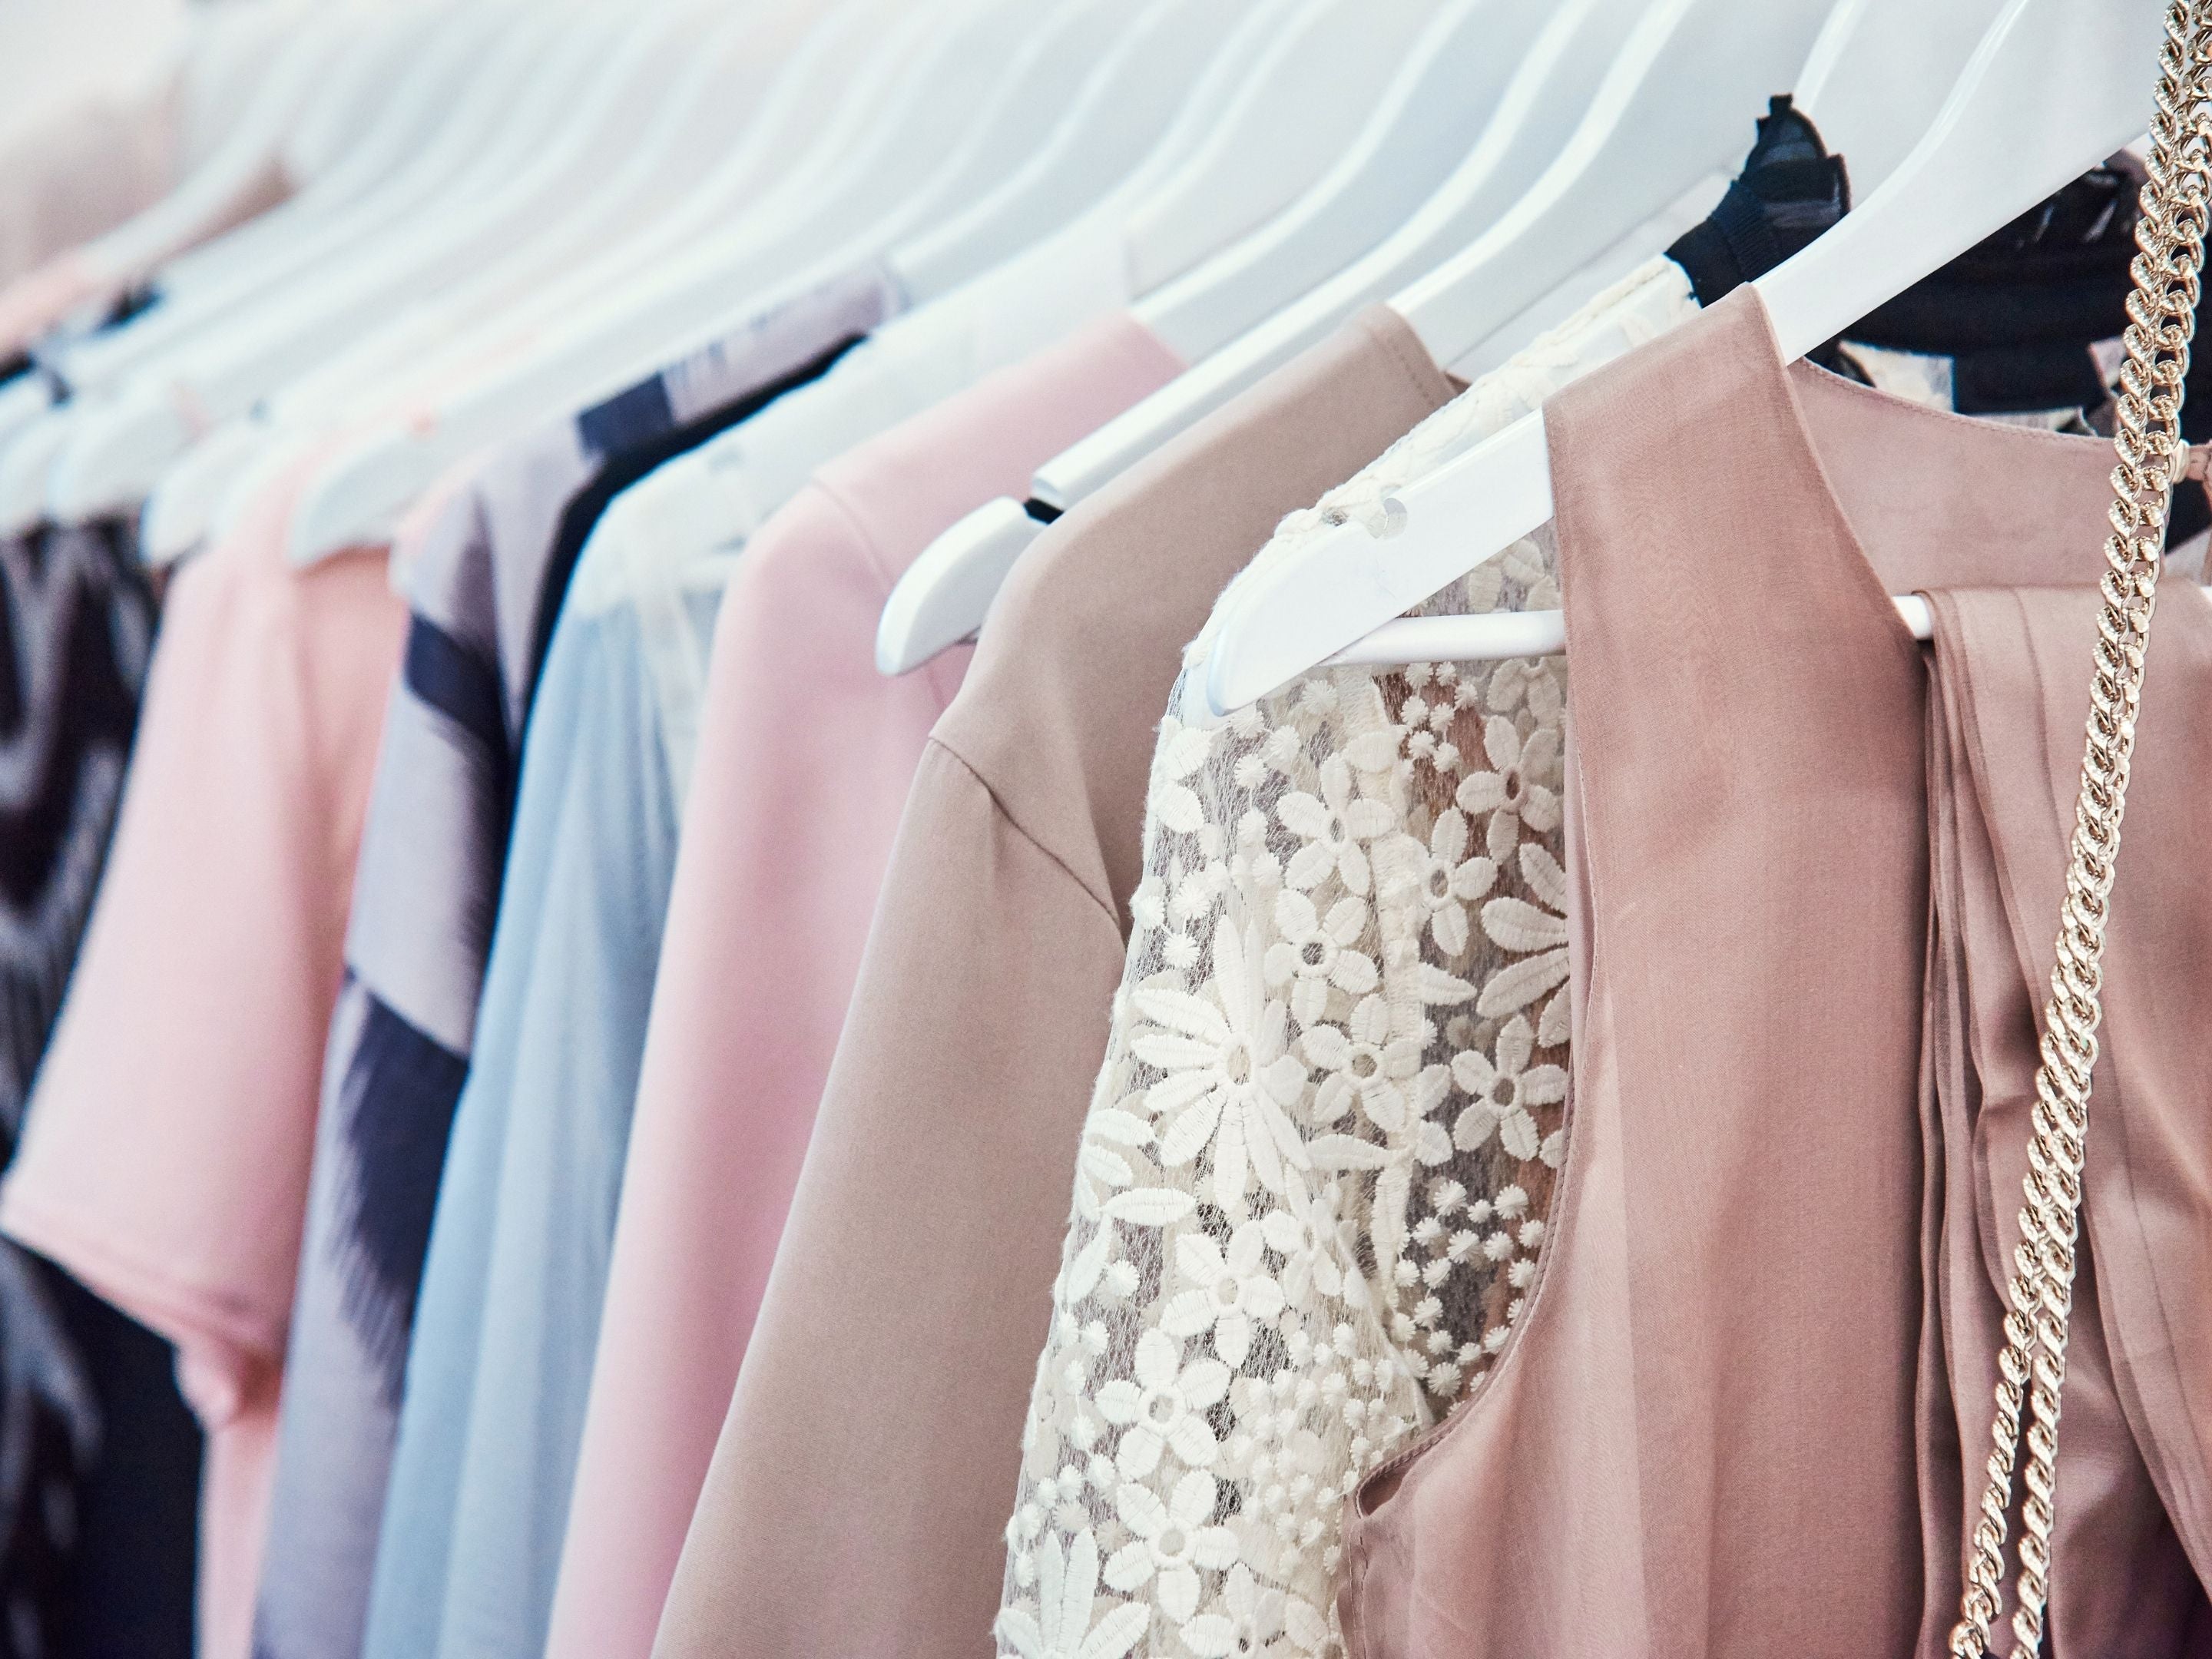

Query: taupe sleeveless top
[1337,290,2212,1657]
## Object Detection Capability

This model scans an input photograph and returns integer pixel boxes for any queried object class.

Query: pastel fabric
[358,276,904,1659]
[381,224,1189,1659]
[992,260,1700,1659]
[653,304,1459,1659]
[1340,291,2212,1654]
[541,310,1183,1659]
[985,250,2098,1657]
[585,196,1183,625]
[1916,585,2212,1653]
[0,454,409,1659]
[361,562,709,1659]
[253,263,882,1659]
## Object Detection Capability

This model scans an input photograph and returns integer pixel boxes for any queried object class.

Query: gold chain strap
[1947,8,2212,1654]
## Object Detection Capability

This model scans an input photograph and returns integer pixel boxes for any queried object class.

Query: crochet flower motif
[1476,843,1573,1030]
[998,253,1718,1659]
[1456,714,1563,864]
[1382,806,1496,955]
[994,1529,1145,1659]
[1103,1470,1240,1624]
[1263,890,1379,1026]
[1098,1330,1230,1479]
[1279,753,1395,896]
[1452,1015,1568,1167]
[1183,1565,1327,1659]
[1135,920,1310,1212]
[998,626,1581,1657]
[1162,1224,1287,1368]
[1000,634,1581,1658]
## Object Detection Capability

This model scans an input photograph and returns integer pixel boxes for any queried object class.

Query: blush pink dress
[1336,290,2212,1656]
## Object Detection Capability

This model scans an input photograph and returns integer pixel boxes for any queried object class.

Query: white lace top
[992,258,1701,1659]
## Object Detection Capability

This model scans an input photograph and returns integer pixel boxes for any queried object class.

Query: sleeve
[0,531,402,1408]
[652,740,1128,1659]
[996,612,1576,1658]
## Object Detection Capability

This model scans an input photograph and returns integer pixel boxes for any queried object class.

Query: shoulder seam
[926,736,1124,934]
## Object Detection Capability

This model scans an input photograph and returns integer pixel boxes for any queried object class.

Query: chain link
[1946,6,2212,1654]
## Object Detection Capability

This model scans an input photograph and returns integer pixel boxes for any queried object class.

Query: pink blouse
[0,454,406,1659]
[541,311,1183,1659]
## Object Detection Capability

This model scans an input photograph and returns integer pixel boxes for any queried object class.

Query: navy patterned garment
[0,515,198,1659]
[250,270,879,1659]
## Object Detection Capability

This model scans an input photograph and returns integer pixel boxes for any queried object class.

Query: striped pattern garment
[0,512,175,1659]
[250,270,884,1659]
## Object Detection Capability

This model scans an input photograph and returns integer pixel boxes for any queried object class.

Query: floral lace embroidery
[992,259,1700,1659]
[994,241,2047,1657]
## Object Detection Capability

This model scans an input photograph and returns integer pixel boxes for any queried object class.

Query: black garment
[39,1265,197,1659]
[1670,101,2147,415]
[1672,104,2210,540]
[1666,95,1851,307]
[0,519,196,1659]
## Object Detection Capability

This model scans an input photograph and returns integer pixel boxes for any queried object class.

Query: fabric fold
[1919,584,2212,1652]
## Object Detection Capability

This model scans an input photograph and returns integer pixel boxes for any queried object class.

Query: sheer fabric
[995,262,1697,1659]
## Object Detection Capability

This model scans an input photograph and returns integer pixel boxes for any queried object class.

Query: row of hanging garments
[0,0,2207,1655]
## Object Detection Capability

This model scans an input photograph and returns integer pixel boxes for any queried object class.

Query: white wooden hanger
[278,0,1068,561]
[1434,0,2017,381]
[1119,0,1447,302]
[1040,0,1640,513]
[1791,0,2015,194]
[687,0,1413,546]
[865,0,1134,301]
[867,0,1251,309]
[51,0,566,397]
[0,2,628,537]
[334,0,898,412]
[45,1,717,522]
[1136,0,1525,367]
[300,0,890,431]
[134,2,302,171]
[1198,0,2170,714]
[876,0,1631,675]
[269,5,442,202]
[171,0,903,568]
[1391,0,1837,373]
[270,2,780,412]
[272,0,1066,566]
[55,2,356,302]
[873,0,1472,677]
[154,1,500,301]
[0,0,327,433]
[134,0,866,566]
[143,0,1028,563]
[887,0,1299,306]
[0,379,51,455]
[132,2,780,563]
[606,0,1323,574]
